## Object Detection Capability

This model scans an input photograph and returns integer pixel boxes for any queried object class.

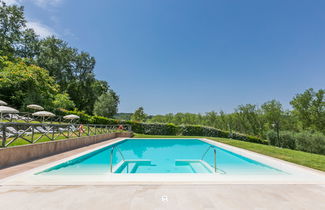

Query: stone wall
[0,132,133,169]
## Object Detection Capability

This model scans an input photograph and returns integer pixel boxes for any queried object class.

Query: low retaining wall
[0,132,133,169]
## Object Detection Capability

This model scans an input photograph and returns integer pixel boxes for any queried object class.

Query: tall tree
[290,88,325,132]
[16,28,40,59]
[93,90,120,118]
[0,2,119,115]
[0,2,26,57]
[131,107,147,122]
[261,100,284,141]
[235,104,262,136]
[0,56,59,109]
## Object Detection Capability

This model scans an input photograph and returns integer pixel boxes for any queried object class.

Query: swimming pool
[37,139,285,175]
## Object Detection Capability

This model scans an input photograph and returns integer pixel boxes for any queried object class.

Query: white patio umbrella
[0,100,8,106]
[32,111,55,122]
[63,114,80,123]
[63,114,79,120]
[0,106,19,121]
[27,104,44,111]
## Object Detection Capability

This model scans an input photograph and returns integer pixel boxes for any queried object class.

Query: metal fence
[0,122,131,148]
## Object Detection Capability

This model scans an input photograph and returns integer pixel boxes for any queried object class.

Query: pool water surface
[37,139,285,175]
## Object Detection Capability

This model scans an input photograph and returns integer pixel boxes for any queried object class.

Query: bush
[279,131,296,150]
[142,123,178,135]
[267,130,325,154]
[295,131,325,155]
[60,110,268,145]
[267,130,296,149]
[90,115,118,125]
[179,125,221,137]
[63,108,324,154]
[266,130,278,146]
[231,132,269,144]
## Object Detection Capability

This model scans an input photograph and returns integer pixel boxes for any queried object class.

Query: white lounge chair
[6,127,32,135]
[36,126,55,134]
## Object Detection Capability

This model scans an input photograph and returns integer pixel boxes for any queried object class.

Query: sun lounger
[36,126,55,134]
[6,127,32,135]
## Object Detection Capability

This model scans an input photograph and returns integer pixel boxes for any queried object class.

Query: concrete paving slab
[0,185,324,210]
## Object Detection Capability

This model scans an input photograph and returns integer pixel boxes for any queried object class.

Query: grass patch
[133,133,325,172]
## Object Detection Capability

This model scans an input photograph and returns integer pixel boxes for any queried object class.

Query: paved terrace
[0,138,325,210]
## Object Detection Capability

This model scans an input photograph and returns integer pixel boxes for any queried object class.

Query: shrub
[267,130,325,154]
[90,115,118,125]
[231,132,269,144]
[267,130,296,149]
[59,110,268,145]
[179,125,221,137]
[279,131,296,150]
[295,131,325,155]
[266,130,278,146]
[142,123,178,135]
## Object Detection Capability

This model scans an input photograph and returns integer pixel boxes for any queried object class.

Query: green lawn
[133,134,325,172]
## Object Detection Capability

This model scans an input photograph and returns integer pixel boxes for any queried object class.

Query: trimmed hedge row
[61,110,268,145]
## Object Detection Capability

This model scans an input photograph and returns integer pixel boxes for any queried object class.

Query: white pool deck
[1,138,324,185]
[1,138,325,210]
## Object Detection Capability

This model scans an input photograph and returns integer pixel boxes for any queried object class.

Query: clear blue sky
[9,0,325,114]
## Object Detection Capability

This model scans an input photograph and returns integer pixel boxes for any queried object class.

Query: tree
[36,37,108,113]
[261,100,284,143]
[131,107,147,122]
[0,57,59,110]
[0,2,26,57]
[290,88,325,132]
[16,29,40,59]
[0,2,119,115]
[234,104,263,136]
[53,93,75,110]
[36,37,77,88]
[261,100,283,128]
[93,90,120,118]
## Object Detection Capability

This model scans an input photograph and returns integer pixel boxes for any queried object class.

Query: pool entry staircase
[110,145,223,174]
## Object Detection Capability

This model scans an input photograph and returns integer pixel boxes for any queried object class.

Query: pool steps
[114,159,217,173]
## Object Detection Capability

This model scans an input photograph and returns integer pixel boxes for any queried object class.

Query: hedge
[61,110,325,155]
[60,110,268,145]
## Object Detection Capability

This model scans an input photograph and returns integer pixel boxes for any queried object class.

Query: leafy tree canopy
[0,56,58,110]
[131,107,147,122]
[0,2,118,115]
[93,90,120,118]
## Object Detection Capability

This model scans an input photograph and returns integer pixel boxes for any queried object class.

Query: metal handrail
[109,146,125,173]
[201,145,212,160]
[201,146,217,173]
[213,148,217,173]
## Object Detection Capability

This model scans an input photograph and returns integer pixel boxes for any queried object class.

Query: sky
[3,0,325,114]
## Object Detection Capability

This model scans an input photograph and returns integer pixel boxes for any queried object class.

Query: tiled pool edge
[1,138,325,185]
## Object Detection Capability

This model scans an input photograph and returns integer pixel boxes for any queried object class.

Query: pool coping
[1,138,325,185]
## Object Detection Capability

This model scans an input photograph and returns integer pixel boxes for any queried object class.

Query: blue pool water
[38,139,285,175]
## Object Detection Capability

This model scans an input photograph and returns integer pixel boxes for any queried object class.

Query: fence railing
[0,122,131,148]
[1,112,75,124]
